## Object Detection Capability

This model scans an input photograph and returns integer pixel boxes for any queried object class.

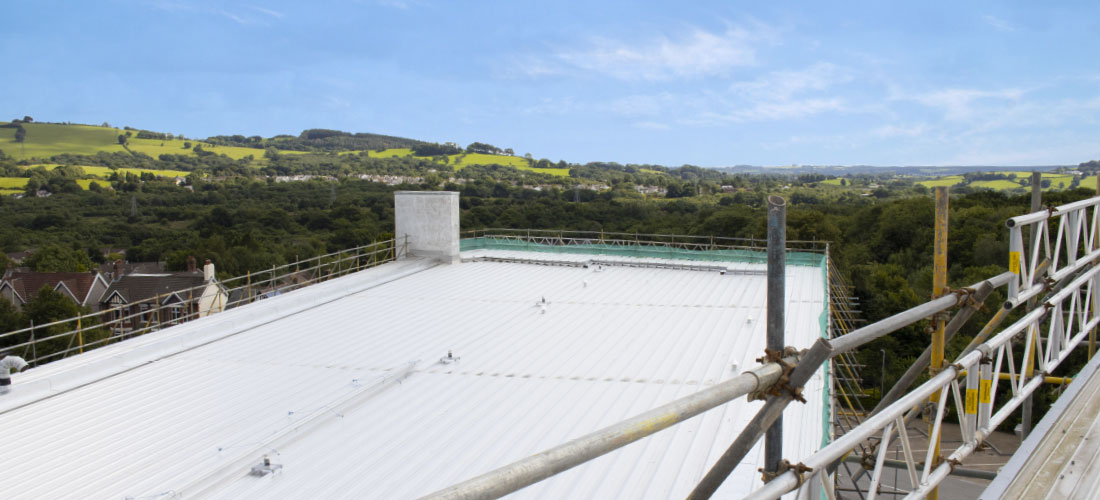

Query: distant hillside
[0,121,276,161]
[0,121,430,162]
[715,164,1071,177]
[207,128,425,152]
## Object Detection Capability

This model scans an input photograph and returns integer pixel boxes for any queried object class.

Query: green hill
[0,122,279,162]
[0,122,127,159]
[914,171,1083,192]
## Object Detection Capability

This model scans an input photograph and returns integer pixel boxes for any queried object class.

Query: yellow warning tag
[1010,251,1020,274]
[980,379,992,404]
[965,389,978,414]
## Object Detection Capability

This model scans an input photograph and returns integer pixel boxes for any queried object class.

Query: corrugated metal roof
[0,249,828,500]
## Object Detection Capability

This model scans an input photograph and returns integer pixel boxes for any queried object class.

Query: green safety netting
[460,237,826,267]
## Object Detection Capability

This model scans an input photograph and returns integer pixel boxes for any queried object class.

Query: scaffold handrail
[0,239,404,367]
[748,193,1100,500]
[418,268,1013,500]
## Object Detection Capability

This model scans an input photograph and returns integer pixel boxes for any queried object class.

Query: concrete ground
[833,421,1019,499]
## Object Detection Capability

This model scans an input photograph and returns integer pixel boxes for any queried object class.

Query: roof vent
[440,350,461,364]
[250,455,282,477]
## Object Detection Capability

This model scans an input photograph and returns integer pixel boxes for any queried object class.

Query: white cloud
[940,146,1074,166]
[729,62,849,100]
[982,15,1013,32]
[871,123,927,138]
[608,93,678,117]
[599,62,852,125]
[521,97,582,116]
[374,0,424,9]
[708,62,852,121]
[143,0,191,12]
[633,121,671,130]
[216,9,252,25]
[250,6,284,18]
[518,25,771,81]
[725,97,845,122]
[910,88,1023,120]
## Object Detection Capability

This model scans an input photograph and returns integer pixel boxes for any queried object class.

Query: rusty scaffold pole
[928,185,948,500]
[1022,172,1042,438]
[765,195,787,481]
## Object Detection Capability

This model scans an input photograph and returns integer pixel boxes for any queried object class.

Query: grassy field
[970,179,1021,190]
[0,122,294,162]
[918,176,964,188]
[115,167,191,178]
[0,177,28,188]
[452,153,570,177]
[76,179,107,189]
[0,178,27,195]
[0,123,127,159]
[359,148,571,177]
[367,148,413,158]
[20,164,191,179]
[1,177,130,192]
[128,138,303,160]
[914,171,1084,191]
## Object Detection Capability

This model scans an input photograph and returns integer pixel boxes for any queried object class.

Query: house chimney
[393,191,460,263]
[114,259,123,281]
[203,259,214,282]
[187,255,197,273]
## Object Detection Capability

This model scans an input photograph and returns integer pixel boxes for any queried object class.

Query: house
[4,250,32,265]
[98,260,228,333]
[0,271,110,311]
[98,259,166,283]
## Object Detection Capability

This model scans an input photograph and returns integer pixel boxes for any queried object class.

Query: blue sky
[2,1,1099,167]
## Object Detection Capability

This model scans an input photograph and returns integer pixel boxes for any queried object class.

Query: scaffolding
[422,188,1100,500]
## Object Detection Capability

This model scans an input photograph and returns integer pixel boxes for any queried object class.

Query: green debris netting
[460,237,826,267]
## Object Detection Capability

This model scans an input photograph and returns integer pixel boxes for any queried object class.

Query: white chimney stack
[203,259,215,282]
[394,191,460,263]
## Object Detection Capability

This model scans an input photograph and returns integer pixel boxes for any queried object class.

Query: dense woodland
[2,131,1099,428]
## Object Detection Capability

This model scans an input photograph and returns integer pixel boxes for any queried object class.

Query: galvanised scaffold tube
[743,350,983,500]
[829,272,1013,355]
[686,338,833,500]
[419,355,802,500]
[765,195,787,480]
[423,269,1014,500]
[870,279,996,417]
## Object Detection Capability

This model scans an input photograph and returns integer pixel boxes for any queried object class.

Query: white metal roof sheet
[980,348,1100,499]
[0,250,828,499]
